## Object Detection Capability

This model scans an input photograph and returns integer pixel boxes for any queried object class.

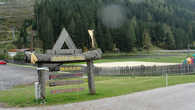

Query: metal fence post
[166,72,168,87]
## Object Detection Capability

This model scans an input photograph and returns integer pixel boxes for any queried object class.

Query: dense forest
[31,0,195,52]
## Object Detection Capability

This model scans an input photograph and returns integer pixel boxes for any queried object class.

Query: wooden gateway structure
[26,28,102,100]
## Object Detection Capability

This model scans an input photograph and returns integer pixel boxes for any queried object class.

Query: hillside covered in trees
[0,0,33,49]
[32,0,195,52]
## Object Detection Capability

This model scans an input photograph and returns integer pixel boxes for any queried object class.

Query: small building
[8,48,33,57]
[0,2,5,5]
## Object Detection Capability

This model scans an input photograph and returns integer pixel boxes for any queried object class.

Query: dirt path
[1,83,194,110]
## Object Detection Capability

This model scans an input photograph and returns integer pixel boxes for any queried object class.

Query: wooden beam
[37,64,46,100]
[25,49,102,63]
[49,65,83,72]
[51,88,84,94]
[47,49,82,55]
[51,56,85,62]
[83,49,102,60]
[49,80,84,87]
[49,73,82,80]
[59,66,82,71]
[87,60,96,94]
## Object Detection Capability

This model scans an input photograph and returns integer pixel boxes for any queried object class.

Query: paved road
[0,64,37,90]
[1,83,194,110]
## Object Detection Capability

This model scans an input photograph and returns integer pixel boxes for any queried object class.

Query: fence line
[91,64,195,76]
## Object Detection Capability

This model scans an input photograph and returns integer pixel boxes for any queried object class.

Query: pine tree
[143,29,153,50]
[163,24,176,49]
[129,18,137,47]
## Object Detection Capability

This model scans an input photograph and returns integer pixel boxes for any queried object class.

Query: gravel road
[0,64,37,90]
[1,83,194,110]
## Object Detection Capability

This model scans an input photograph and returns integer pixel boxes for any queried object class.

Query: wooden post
[37,63,46,100]
[87,60,96,94]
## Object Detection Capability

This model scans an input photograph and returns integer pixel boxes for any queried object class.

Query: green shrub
[0,48,8,59]
[35,48,43,54]
[0,54,5,59]
[5,44,16,50]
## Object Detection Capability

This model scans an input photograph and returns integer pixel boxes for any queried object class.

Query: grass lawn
[69,55,185,66]
[95,56,185,63]
[96,50,193,63]
[76,52,189,64]
[0,75,195,107]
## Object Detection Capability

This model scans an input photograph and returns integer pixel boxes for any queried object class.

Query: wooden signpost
[49,65,83,72]
[49,73,82,80]
[59,66,82,72]
[26,28,102,100]
[49,80,84,87]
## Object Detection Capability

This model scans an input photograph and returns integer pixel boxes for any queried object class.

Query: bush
[0,54,6,59]
[13,52,25,61]
[0,48,8,59]
[5,44,16,50]
[35,48,43,54]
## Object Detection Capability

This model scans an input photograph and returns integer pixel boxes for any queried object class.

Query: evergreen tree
[129,18,137,47]
[33,0,195,52]
[143,29,153,50]
[163,24,176,49]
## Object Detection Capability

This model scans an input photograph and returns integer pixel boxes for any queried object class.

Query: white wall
[8,52,17,57]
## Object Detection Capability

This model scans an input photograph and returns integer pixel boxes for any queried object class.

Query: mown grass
[0,75,195,107]
[75,52,189,64]
[69,55,186,66]
[95,55,185,63]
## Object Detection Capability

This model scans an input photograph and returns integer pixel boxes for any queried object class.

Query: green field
[69,54,186,65]
[95,55,185,63]
[78,51,191,64]
[97,51,192,63]
[0,75,195,107]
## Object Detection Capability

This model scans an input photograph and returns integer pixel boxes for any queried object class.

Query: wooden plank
[49,65,83,72]
[59,66,82,71]
[49,80,84,87]
[51,56,85,62]
[51,88,84,94]
[83,49,102,60]
[25,49,102,63]
[49,73,82,80]
[47,49,82,55]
